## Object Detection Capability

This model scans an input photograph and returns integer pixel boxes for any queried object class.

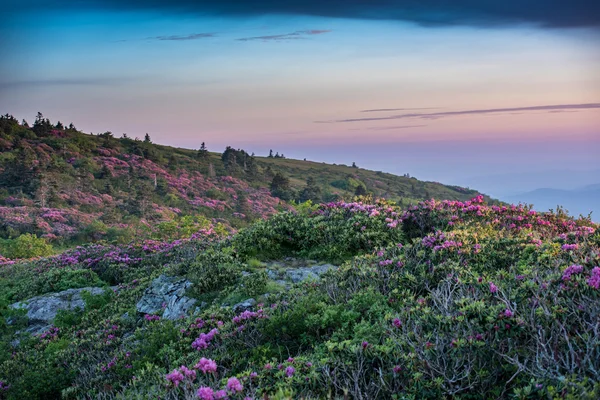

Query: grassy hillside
[0,113,485,256]
[0,196,598,399]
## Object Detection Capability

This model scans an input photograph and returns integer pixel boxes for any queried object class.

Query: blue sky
[1,1,599,194]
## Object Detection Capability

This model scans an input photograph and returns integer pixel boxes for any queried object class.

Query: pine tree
[268,149,273,158]
[354,185,367,196]
[198,142,208,159]
[270,172,292,200]
[144,133,152,143]
[299,176,322,202]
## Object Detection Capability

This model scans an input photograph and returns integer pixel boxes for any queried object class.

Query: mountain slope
[0,113,487,251]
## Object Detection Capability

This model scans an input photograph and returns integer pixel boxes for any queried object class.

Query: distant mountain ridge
[505,184,600,219]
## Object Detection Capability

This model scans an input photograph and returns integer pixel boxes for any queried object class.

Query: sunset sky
[1,0,599,195]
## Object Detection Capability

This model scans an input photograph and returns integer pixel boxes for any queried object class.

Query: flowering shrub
[0,195,598,399]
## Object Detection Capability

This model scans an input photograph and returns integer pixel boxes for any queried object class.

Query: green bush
[1,233,54,259]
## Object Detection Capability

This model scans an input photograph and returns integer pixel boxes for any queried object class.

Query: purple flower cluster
[194,357,217,374]
[588,267,600,289]
[562,264,584,281]
[561,244,579,251]
[232,308,267,324]
[192,328,219,350]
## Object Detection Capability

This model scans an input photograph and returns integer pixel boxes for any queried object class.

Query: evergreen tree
[32,112,52,136]
[299,176,322,203]
[236,190,252,216]
[197,142,208,159]
[354,184,367,196]
[268,149,273,158]
[144,133,152,143]
[270,172,292,200]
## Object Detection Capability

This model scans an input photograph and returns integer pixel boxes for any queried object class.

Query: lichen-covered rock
[9,287,106,335]
[136,275,197,320]
[284,264,338,283]
[232,298,256,313]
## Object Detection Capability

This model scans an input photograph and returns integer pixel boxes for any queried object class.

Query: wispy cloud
[151,33,215,41]
[361,107,441,113]
[237,29,331,42]
[0,77,138,89]
[349,125,427,131]
[319,103,600,123]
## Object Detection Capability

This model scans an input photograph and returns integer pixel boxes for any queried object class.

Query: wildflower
[287,357,294,363]
[197,386,214,400]
[166,369,184,387]
[504,309,514,318]
[562,264,584,281]
[561,244,578,251]
[489,282,498,293]
[226,377,243,393]
[214,390,228,399]
[285,366,295,377]
[588,267,600,289]
[264,363,273,370]
[194,358,218,374]
[393,365,402,373]
[362,341,369,349]
[180,365,196,380]
[392,318,402,328]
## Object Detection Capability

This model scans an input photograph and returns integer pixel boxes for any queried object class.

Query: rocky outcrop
[9,287,106,335]
[232,298,256,313]
[284,264,337,283]
[136,275,197,320]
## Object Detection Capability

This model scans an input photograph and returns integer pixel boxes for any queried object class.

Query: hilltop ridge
[0,112,485,253]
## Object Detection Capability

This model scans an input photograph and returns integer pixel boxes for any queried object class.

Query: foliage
[0,196,597,399]
[0,233,54,259]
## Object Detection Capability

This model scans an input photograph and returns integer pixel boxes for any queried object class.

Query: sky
[1,0,599,197]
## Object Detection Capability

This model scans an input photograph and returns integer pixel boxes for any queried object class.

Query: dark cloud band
[6,1,600,28]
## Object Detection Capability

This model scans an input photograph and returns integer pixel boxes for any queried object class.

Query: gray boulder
[9,287,106,335]
[285,264,337,283]
[136,275,197,320]
[232,298,256,313]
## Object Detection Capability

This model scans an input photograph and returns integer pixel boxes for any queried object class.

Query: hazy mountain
[504,184,600,219]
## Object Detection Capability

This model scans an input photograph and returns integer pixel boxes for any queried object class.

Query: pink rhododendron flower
[588,267,600,289]
[226,377,243,393]
[197,386,214,400]
[194,358,217,374]
[166,369,184,387]
[214,390,227,399]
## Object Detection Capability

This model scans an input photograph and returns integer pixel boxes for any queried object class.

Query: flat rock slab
[10,287,106,335]
[136,274,197,320]
[232,298,256,313]
[284,264,338,283]
[265,261,338,284]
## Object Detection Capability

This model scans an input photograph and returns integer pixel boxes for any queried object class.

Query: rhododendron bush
[0,195,598,399]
